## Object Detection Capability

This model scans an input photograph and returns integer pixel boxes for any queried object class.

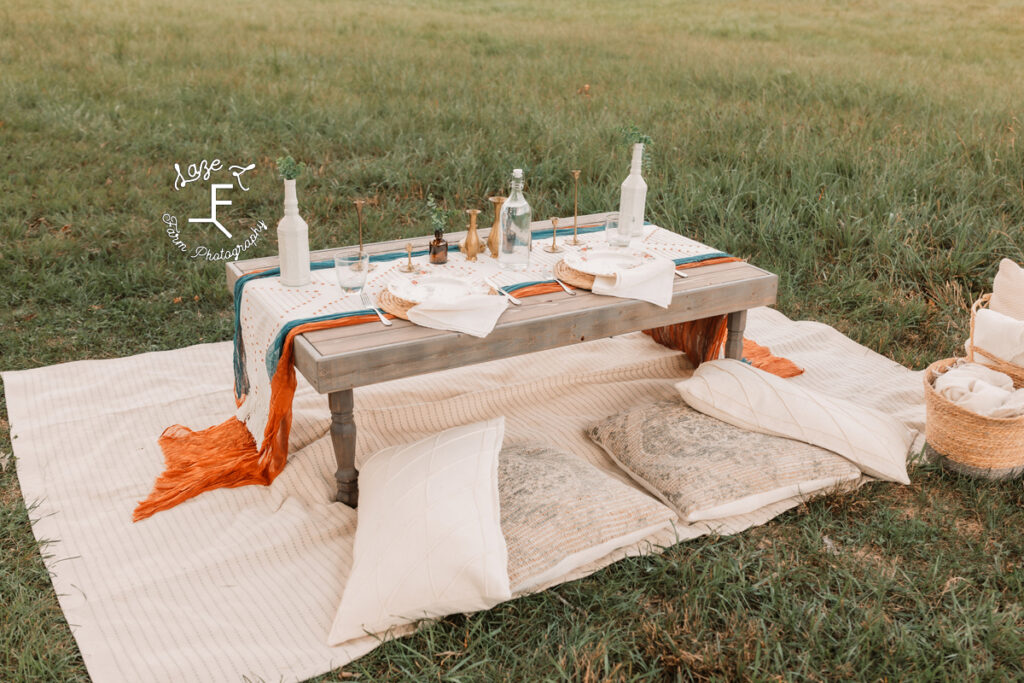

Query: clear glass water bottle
[498,168,532,271]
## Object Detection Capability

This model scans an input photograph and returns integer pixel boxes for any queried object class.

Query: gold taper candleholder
[487,196,506,258]
[352,198,375,271]
[352,199,367,253]
[543,217,563,253]
[461,208,484,261]
[569,170,582,245]
[398,242,416,273]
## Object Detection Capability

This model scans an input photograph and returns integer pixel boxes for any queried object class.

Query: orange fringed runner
[742,338,804,378]
[133,313,382,521]
[643,318,804,377]
[645,316,730,368]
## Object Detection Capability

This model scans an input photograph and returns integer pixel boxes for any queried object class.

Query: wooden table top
[228,213,778,394]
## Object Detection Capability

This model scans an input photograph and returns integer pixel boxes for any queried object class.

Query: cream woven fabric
[237,225,724,443]
[2,307,924,682]
[588,400,862,522]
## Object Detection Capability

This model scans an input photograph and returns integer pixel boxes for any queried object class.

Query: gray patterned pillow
[587,400,861,523]
[499,443,676,593]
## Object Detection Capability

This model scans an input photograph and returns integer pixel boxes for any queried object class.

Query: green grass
[2,0,1024,680]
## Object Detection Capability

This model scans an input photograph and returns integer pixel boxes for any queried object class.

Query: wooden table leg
[725,310,747,360]
[329,389,358,507]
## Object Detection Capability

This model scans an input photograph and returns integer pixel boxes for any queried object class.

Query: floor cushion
[499,442,677,593]
[328,417,510,645]
[588,400,862,523]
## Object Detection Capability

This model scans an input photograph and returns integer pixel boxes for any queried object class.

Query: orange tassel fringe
[742,338,804,378]
[643,317,804,378]
[133,313,384,521]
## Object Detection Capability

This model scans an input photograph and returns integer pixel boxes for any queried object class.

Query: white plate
[563,248,650,278]
[388,275,477,304]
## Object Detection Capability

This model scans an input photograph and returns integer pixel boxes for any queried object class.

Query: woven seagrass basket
[924,294,1024,480]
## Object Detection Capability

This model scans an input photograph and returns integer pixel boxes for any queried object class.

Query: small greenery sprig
[276,155,306,180]
[619,123,653,148]
[426,194,455,234]
[618,124,653,171]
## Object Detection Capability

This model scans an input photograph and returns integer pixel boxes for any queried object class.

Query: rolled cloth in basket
[933,362,1024,418]
[972,308,1024,366]
[990,258,1024,321]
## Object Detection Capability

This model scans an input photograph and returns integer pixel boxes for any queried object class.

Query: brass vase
[460,209,484,261]
[486,196,507,258]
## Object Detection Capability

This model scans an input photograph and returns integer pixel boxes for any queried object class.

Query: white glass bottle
[617,143,647,242]
[498,168,532,271]
[278,178,311,287]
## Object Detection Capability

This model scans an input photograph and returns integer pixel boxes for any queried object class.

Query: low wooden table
[228,213,778,507]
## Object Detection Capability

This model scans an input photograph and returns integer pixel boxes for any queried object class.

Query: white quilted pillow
[990,258,1024,321]
[328,417,511,645]
[676,360,912,485]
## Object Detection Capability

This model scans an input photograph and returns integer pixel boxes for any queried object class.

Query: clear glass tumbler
[335,251,370,293]
[605,212,629,247]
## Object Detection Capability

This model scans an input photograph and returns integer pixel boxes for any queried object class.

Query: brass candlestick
[352,199,367,253]
[543,217,563,253]
[569,170,582,245]
[461,208,484,261]
[398,242,416,273]
[486,196,506,258]
[351,198,375,271]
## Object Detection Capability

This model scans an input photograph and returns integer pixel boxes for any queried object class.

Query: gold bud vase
[460,209,484,261]
[487,196,507,258]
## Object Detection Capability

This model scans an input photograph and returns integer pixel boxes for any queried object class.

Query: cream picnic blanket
[3,307,924,683]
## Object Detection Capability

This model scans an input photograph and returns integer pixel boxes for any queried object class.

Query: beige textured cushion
[499,443,676,593]
[328,418,510,645]
[588,401,861,523]
[990,259,1024,321]
[676,360,913,485]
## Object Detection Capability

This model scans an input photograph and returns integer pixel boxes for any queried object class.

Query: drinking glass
[335,252,370,293]
[605,212,629,247]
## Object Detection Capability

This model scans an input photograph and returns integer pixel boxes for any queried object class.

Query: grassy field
[3,0,1024,679]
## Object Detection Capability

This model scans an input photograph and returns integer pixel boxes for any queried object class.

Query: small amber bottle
[429,228,448,264]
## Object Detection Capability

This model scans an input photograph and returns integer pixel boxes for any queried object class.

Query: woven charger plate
[377,289,415,321]
[554,259,596,290]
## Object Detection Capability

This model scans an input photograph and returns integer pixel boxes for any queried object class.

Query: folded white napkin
[591,257,675,308]
[971,307,1024,366]
[407,294,509,338]
[990,258,1024,321]
[933,362,1024,418]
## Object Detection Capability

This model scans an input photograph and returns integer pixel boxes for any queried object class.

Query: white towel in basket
[933,361,1024,418]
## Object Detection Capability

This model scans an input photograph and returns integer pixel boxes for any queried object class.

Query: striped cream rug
[2,307,924,683]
